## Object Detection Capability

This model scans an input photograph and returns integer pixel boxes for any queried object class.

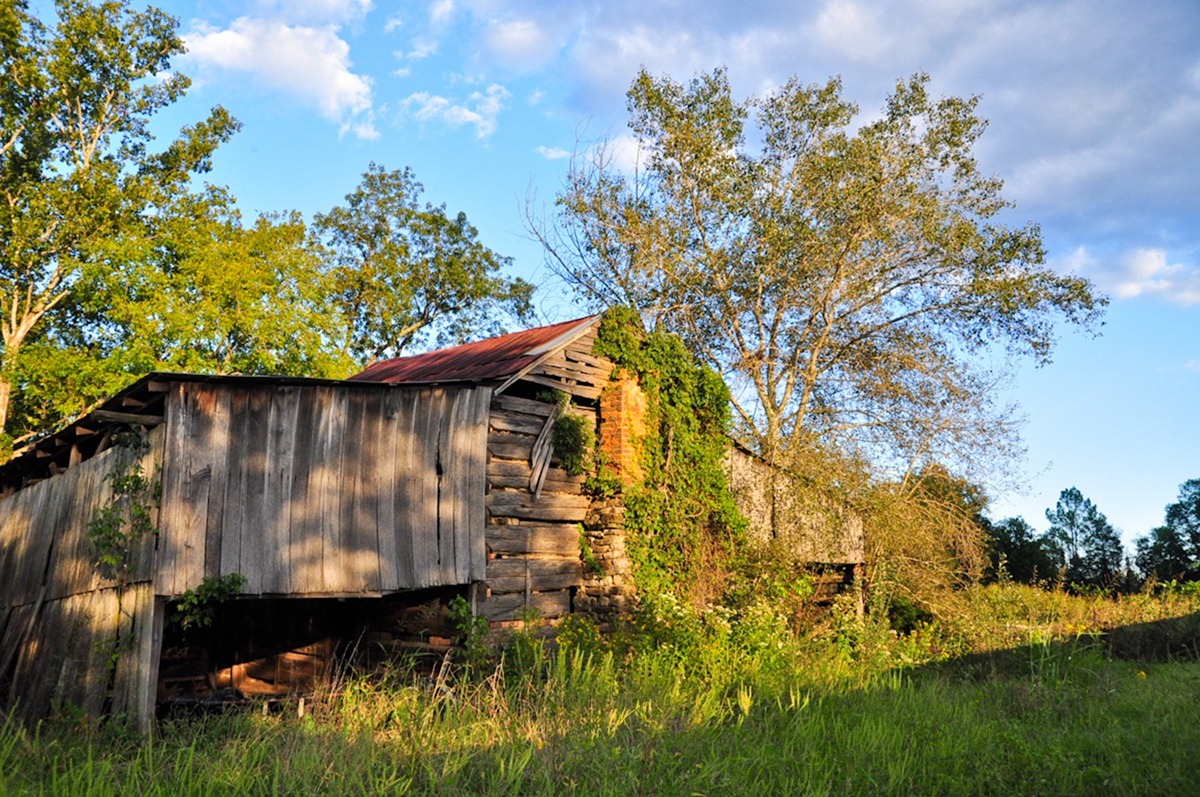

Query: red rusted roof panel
[349,315,601,384]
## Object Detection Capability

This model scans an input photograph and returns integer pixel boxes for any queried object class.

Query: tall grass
[3,584,1200,795]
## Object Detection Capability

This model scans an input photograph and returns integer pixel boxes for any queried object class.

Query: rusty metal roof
[349,315,602,384]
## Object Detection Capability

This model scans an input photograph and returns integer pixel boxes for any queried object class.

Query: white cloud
[536,145,570,160]
[384,16,403,33]
[402,38,439,59]
[812,0,885,61]
[254,0,372,23]
[1064,246,1200,306]
[401,83,510,138]
[430,0,454,26]
[186,18,377,139]
[484,19,552,70]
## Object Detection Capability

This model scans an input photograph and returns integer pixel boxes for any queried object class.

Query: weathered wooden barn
[0,314,862,730]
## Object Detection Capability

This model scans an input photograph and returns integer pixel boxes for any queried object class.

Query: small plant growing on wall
[87,427,159,586]
[171,574,248,631]
[537,389,597,477]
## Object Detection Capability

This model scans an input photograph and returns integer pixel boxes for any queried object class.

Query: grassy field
[3,585,1200,796]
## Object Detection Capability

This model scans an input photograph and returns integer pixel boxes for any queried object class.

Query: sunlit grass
[3,585,1200,795]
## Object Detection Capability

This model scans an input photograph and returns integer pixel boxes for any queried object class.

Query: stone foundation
[574,497,637,630]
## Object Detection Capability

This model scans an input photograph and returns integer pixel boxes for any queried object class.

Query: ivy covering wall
[592,307,748,603]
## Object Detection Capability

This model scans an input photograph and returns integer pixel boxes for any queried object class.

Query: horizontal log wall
[156,382,490,598]
[523,328,613,401]
[481,393,593,623]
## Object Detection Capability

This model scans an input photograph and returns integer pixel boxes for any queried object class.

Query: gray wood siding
[0,432,162,728]
[156,382,490,597]
[481,393,591,622]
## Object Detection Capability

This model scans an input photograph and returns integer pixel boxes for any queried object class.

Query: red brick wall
[598,369,647,486]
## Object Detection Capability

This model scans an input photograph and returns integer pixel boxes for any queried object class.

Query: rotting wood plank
[489,412,547,435]
[91,410,163,427]
[316,388,349,593]
[342,388,383,593]
[375,389,401,590]
[388,388,422,588]
[488,435,534,461]
[407,388,442,588]
[435,389,457,585]
[384,388,416,589]
[219,388,252,580]
[561,349,613,372]
[129,431,162,585]
[486,523,583,556]
[528,407,560,498]
[75,589,110,718]
[287,389,325,594]
[486,503,589,523]
[518,373,603,400]
[468,387,491,581]
[157,383,215,596]
[444,389,465,585]
[45,449,106,600]
[204,389,233,581]
[263,386,300,595]
[185,384,225,592]
[485,558,582,593]
[234,388,273,593]
[478,589,571,622]
[434,387,459,586]
[530,361,610,386]
[487,461,586,491]
[0,593,40,709]
[492,394,556,418]
[7,472,51,604]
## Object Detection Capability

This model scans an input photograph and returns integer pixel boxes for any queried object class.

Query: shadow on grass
[902,609,1200,693]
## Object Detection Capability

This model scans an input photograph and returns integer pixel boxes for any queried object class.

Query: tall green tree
[1165,478,1200,554]
[1134,526,1192,583]
[1044,487,1124,587]
[315,163,534,365]
[983,516,1057,584]
[0,0,237,444]
[1133,478,1200,582]
[534,68,1104,481]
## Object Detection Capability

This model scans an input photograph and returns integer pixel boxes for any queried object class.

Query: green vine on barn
[593,306,748,603]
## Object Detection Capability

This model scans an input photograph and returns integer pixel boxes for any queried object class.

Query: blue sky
[52,0,1200,545]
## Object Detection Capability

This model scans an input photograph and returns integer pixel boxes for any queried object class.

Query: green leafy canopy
[534,68,1106,487]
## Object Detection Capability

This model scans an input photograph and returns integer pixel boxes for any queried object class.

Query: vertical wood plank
[130,428,164,585]
[388,389,418,588]
[468,387,492,581]
[437,388,458,585]
[204,389,234,580]
[44,454,100,600]
[317,388,348,593]
[10,479,52,604]
[375,389,400,590]
[157,383,214,596]
[410,389,442,588]
[218,388,249,582]
[341,389,382,593]
[236,388,273,593]
[264,387,299,594]
[287,389,321,593]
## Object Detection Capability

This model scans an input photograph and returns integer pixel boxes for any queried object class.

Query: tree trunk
[0,372,11,440]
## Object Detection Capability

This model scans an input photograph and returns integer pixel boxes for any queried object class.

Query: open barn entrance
[156,586,467,712]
